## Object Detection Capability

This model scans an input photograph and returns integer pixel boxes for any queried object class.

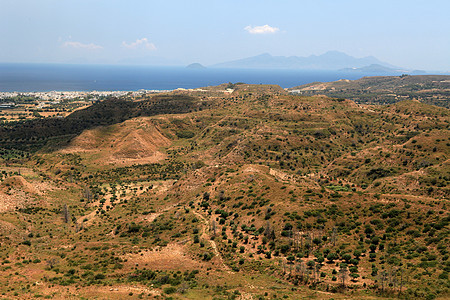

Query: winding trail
[192,210,233,273]
[143,202,180,223]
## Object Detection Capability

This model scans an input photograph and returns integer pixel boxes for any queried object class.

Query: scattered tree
[339,264,349,287]
[62,204,70,223]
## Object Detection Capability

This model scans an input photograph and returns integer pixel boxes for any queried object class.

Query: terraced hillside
[0,84,448,299]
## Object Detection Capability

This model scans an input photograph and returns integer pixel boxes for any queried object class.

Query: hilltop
[186,63,206,69]
[289,74,450,108]
[0,84,449,299]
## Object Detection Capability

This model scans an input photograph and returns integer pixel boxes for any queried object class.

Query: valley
[0,81,449,299]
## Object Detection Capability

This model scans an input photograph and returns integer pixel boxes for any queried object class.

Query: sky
[1,0,449,71]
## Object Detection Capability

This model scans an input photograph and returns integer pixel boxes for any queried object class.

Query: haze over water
[0,63,402,93]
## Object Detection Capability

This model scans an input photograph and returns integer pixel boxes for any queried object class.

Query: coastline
[0,63,410,93]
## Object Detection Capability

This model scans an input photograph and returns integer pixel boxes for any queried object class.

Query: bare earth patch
[0,175,55,212]
[60,117,171,166]
[124,243,200,271]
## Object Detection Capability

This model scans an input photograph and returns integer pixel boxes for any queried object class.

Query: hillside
[289,74,450,108]
[0,85,449,299]
[0,94,209,152]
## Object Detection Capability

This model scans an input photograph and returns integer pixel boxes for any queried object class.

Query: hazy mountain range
[339,64,426,75]
[212,51,402,71]
[62,50,427,74]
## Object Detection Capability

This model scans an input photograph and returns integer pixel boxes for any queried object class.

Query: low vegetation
[0,82,448,299]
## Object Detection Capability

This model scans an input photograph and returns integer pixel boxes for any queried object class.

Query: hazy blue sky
[1,0,449,71]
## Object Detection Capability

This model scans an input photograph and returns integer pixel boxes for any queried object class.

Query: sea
[0,63,403,93]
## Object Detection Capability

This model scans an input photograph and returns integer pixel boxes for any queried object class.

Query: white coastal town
[0,89,170,101]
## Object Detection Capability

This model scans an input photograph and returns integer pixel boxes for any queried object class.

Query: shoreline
[0,89,174,101]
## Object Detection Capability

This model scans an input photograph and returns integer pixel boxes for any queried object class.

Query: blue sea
[0,63,402,92]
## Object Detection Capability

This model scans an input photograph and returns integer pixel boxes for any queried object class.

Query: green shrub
[94,273,105,280]
[176,131,195,139]
[163,287,177,294]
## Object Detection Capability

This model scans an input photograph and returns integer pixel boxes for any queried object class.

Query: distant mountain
[213,51,398,70]
[340,64,427,75]
[186,63,206,69]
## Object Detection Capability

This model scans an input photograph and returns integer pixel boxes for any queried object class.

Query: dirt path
[192,210,233,273]
[76,210,97,226]
[143,202,179,222]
